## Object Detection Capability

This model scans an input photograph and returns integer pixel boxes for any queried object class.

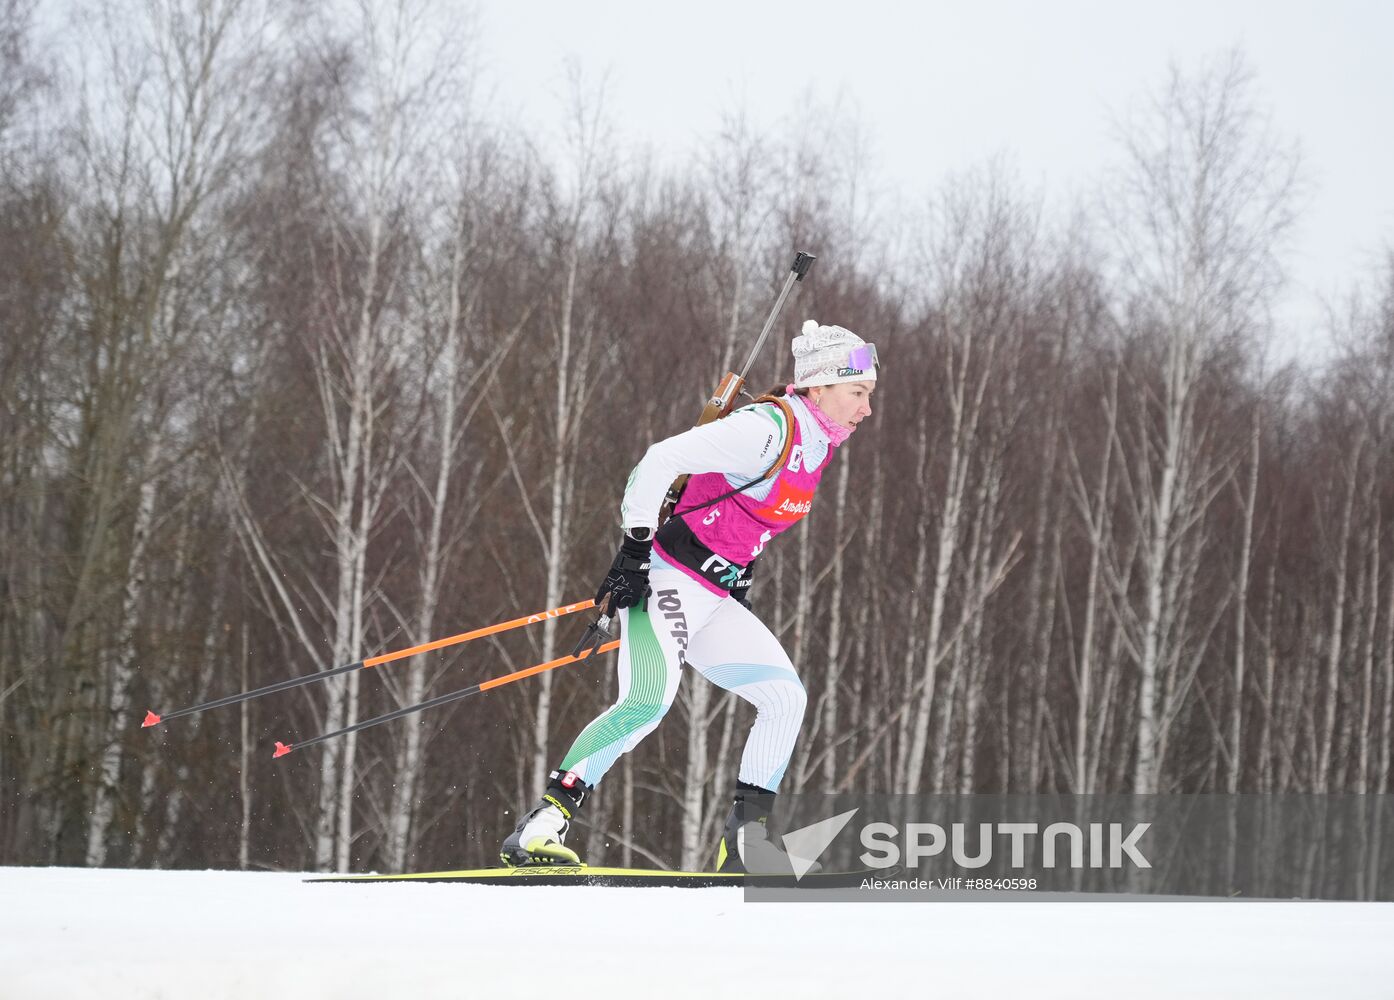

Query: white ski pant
[559,559,808,792]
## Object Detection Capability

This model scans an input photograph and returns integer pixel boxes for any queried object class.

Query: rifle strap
[670,394,797,519]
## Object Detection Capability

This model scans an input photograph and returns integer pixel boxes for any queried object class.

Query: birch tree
[222,0,458,870]
[900,167,1035,793]
[674,113,775,868]
[54,0,270,866]
[0,0,60,860]
[513,67,618,800]
[1105,52,1298,793]
[382,127,529,871]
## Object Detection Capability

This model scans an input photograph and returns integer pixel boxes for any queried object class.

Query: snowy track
[2,866,1391,999]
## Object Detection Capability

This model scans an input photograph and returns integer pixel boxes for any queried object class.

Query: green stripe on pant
[560,602,670,776]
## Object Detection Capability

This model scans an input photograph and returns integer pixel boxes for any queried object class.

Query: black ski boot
[714,780,814,875]
[500,769,591,867]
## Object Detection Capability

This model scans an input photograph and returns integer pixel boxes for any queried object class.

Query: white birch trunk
[895,424,930,789]
[386,242,465,869]
[1070,400,1114,794]
[85,439,160,867]
[1355,481,1380,793]
[819,458,850,786]
[707,694,739,854]
[1380,533,1394,794]
[531,240,579,798]
[937,465,991,792]
[1020,330,1064,792]
[960,460,1003,794]
[154,571,226,866]
[239,624,252,870]
[1132,332,1189,796]
[679,680,711,871]
[1315,442,1360,792]
[1227,410,1260,793]
[1257,561,1277,793]
[314,252,374,870]
[903,412,967,792]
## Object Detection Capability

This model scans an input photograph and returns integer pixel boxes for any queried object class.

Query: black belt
[656,516,753,598]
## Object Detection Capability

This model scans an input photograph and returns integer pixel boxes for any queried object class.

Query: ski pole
[271,638,621,758]
[141,599,597,728]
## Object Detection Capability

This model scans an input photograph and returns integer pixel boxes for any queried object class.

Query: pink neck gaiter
[787,385,852,447]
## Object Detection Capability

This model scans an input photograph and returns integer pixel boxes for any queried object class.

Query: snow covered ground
[2,866,1392,999]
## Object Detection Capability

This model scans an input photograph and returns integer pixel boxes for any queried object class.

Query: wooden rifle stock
[658,372,746,523]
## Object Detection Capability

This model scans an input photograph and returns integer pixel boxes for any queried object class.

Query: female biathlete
[501,320,879,872]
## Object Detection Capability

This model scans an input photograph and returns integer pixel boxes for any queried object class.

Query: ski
[306,865,890,888]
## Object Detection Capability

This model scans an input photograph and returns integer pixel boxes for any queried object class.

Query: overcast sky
[478,0,1394,366]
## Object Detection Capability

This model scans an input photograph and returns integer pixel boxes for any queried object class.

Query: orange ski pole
[142,599,596,728]
[272,639,621,758]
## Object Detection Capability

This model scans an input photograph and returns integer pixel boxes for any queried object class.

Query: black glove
[596,528,653,611]
[732,557,756,610]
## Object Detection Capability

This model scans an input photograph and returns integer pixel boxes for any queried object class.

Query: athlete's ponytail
[764,383,811,399]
